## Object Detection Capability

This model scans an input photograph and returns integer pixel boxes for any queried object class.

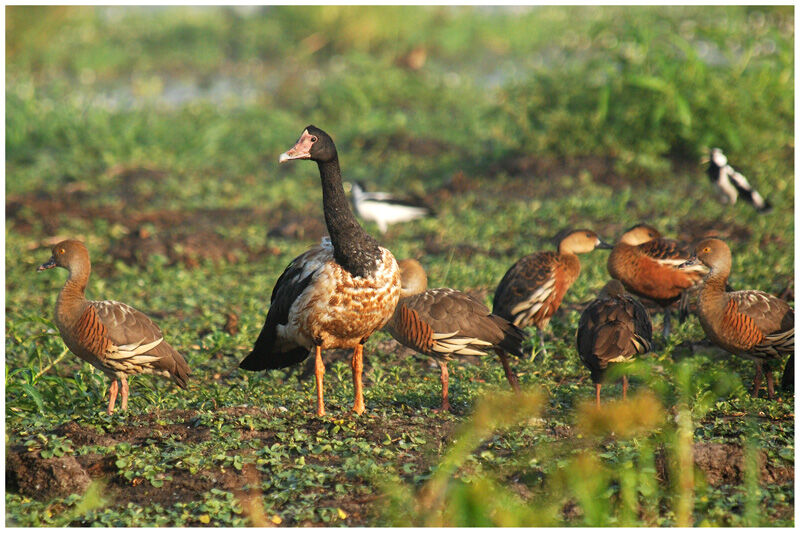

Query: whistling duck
[707,148,772,213]
[38,240,190,415]
[577,280,653,408]
[384,259,526,411]
[348,181,434,233]
[239,126,401,416]
[680,238,793,399]
[607,223,707,337]
[492,229,613,357]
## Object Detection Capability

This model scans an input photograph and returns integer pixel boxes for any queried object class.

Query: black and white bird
[348,181,434,233]
[706,148,772,213]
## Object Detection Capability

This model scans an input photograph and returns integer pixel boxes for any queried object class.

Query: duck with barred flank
[239,126,401,416]
[607,223,707,338]
[492,229,613,358]
[384,259,526,412]
[38,240,190,415]
[577,280,653,408]
[680,238,793,399]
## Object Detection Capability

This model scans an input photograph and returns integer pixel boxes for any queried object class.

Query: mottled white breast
[280,240,401,350]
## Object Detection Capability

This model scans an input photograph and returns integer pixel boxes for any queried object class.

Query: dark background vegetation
[6,6,794,526]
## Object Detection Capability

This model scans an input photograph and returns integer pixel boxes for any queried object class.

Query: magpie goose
[707,148,772,213]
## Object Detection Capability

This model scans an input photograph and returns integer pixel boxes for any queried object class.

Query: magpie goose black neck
[317,157,383,278]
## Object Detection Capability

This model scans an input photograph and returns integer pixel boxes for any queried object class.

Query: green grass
[6,5,794,527]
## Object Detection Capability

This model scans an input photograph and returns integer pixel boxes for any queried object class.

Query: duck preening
[577,280,653,408]
[384,259,526,411]
[680,238,793,399]
[239,126,401,416]
[349,181,434,234]
[707,148,772,213]
[492,229,613,358]
[38,240,190,415]
[607,223,707,338]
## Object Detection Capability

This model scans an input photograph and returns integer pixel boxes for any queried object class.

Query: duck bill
[37,257,56,272]
[678,256,699,269]
[596,239,614,250]
[279,130,315,163]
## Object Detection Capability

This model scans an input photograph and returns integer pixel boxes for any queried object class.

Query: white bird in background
[706,148,772,213]
[348,181,434,233]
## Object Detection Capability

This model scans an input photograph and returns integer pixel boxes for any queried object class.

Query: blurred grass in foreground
[6,5,793,527]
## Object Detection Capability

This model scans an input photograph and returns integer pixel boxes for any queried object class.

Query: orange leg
[120,376,129,411]
[314,346,326,416]
[436,360,451,412]
[595,383,602,409]
[351,344,365,415]
[107,379,119,415]
[622,375,628,401]
[497,351,520,392]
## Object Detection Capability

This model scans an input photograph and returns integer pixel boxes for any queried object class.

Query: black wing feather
[239,257,315,371]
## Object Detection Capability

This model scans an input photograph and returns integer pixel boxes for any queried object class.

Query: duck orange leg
[107,379,119,415]
[351,344,365,415]
[314,346,326,416]
[120,376,129,411]
[595,383,602,409]
[436,360,451,412]
[497,351,520,392]
[622,375,629,401]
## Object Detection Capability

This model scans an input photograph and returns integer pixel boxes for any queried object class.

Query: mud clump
[7,446,92,499]
[656,442,794,487]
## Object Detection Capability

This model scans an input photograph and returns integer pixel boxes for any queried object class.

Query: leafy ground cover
[6,6,794,526]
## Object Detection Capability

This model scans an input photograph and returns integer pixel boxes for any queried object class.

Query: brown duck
[492,229,612,357]
[384,259,526,411]
[239,126,401,416]
[577,280,653,407]
[607,223,707,337]
[38,240,190,414]
[680,238,794,399]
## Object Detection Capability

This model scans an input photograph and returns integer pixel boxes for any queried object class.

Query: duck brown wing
[729,290,794,335]
[627,295,654,353]
[425,289,526,356]
[639,238,688,261]
[91,300,190,387]
[493,252,557,325]
[577,296,651,382]
[239,247,324,371]
[387,289,526,358]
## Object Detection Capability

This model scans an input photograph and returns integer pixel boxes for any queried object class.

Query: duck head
[279,125,337,164]
[556,229,613,254]
[38,240,90,273]
[679,238,731,274]
[397,258,428,298]
[618,223,662,246]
